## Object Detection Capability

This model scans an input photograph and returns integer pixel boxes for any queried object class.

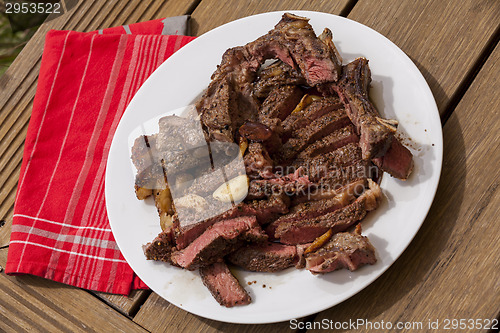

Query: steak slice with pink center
[199,261,251,307]
[171,216,267,270]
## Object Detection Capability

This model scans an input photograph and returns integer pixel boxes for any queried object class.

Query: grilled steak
[276,179,382,244]
[174,193,289,249]
[281,96,343,137]
[372,136,413,180]
[171,216,267,270]
[136,13,413,307]
[199,262,252,307]
[227,242,297,272]
[280,110,351,162]
[247,169,311,200]
[198,75,240,142]
[268,13,342,85]
[328,58,399,159]
[296,125,359,160]
[305,225,376,273]
[292,178,367,204]
[143,227,175,263]
[259,85,304,121]
[157,115,207,152]
[253,61,306,98]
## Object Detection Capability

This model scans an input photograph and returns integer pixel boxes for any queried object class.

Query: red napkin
[5,18,195,294]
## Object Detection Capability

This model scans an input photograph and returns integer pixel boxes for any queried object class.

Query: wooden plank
[346,0,500,116]
[91,289,151,317]
[191,0,351,35]
[0,248,148,333]
[134,292,304,332]
[310,44,500,332]
[0,0,199,319]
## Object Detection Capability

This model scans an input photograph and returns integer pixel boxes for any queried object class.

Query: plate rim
[105,10,443,324]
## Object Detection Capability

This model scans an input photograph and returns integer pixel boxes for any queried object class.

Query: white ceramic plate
[105,11,442,324]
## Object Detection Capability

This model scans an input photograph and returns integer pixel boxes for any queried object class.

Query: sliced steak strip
[292,142,364,181]
[247,169,311,200]
[305,225,376,273]
[315,160,372,190]
[266,189,356,243]
[372,136,414,180]
[171,216,267,270]
[199,262,251,307]
[296,125,359,160]
[259,85,304,121]
[281,96,343,137]
[292,178,367,204]
[198,75,240,142]
[227,242,297,272]
[280,110,351,162]
[271,13,342,85]
[276,180,382,244]
[277,198,366,245]
[331,58,398,159]
[143,227,175,263]
[174,193,289,249]
[253,61,306,98]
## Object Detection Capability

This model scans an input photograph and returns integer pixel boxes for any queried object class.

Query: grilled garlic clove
[175,194,208,212]
[213,175,249,203]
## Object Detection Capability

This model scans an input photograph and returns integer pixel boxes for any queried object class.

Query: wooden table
[1,0,499,331]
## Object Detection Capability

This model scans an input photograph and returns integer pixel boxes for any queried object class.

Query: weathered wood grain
[190,0,351,35]
[133,292,303,333]
[0,248,148,333]
[0,0,199,321]
[310,43,500,332]
[346,0,500,117]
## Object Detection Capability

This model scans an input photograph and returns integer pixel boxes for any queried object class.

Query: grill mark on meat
[267,189,356,243]
[305,225,376,273]
[171,216,267,270]
[199,262,251,307]
[227,242,298,272]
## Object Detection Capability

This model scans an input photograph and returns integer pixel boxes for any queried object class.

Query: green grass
[0,12,38,77]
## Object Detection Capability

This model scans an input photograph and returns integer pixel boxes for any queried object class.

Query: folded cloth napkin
[5,17,196,294]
